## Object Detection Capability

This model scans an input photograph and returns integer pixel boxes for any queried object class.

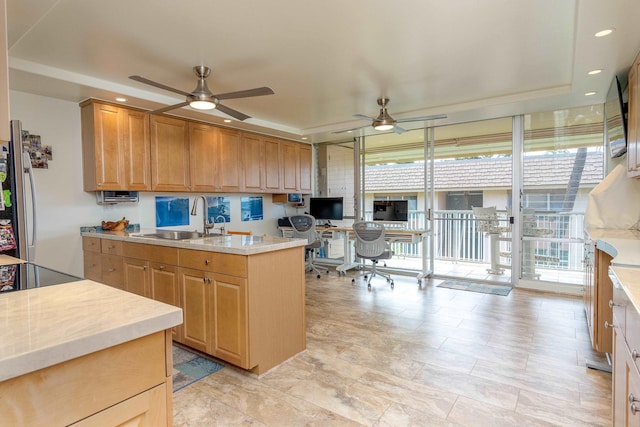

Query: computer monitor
[309,197,343,225]
[372,200,408,222]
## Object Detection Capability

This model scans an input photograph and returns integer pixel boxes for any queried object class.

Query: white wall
[9,91,292,276]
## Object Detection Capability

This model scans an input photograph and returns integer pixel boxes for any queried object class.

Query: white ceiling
[6,0,640,143]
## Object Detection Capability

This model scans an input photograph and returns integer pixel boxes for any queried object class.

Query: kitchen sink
[132,230,219,240]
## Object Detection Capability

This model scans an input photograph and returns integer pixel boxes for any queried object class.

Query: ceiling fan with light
[353,97,447,134]
[129,65,274,121]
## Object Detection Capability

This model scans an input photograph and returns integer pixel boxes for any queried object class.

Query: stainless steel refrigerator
[0,119,37,262]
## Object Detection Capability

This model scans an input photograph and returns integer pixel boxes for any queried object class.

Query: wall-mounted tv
[605,75,628,159]
[309,197,344,223]
[372,200,408,222]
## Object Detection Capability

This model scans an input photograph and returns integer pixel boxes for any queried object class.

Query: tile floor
[172,271,611,426]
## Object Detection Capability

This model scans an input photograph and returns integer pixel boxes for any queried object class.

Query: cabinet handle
[208,277,212,284]
[202,277,207,284]
[609,300,622,308]
[107,268,114,272]
[205,259,210,265]
[143,265,148,270]
[159,265,165,270]
[630,394,640,415]
[605,321,616,329]
[633,350,640,360]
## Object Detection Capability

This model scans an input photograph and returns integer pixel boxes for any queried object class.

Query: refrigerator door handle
[22,150,37,260]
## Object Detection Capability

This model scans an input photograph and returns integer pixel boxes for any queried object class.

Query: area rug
[172,345,224,392]
[436,280,512,296]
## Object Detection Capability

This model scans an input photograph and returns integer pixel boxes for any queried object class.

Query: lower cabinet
[0,330,172,427]
[83,236,305,374]
[180,268,248,366]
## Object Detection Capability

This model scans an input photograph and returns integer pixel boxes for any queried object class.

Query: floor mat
[172,345,224,392]
[436,280,512,296]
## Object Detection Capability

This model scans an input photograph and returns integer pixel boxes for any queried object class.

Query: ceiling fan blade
[392,125,407,134]
[215,87,274,100]
[150,101,190,114]
[353,114,375,121]
[395,114,448,123]
[129,75,192,97]
[216,103,251,121]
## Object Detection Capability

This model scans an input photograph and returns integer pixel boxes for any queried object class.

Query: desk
[280,226,429,284]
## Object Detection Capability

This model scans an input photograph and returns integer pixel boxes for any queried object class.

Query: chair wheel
[391,282,394,289]
[364,275,368,279]
[317,274,321,278]
[367,284,371,290]
[351,278,355,283]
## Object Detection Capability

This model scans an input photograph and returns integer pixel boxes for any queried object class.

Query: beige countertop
[0,280,182,382]
[585,228,640,267]
[81,229,306,255]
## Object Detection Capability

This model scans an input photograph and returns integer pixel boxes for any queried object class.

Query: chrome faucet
[215,215,227,235]
[190,195,215,235]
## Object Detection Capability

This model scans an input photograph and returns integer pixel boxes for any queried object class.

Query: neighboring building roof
[364,152,603,192]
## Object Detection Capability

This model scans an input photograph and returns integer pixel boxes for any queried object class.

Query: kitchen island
[81,230,307,375]
[0,278,182,426]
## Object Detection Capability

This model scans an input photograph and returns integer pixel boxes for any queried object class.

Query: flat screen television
[309,197,344,223]
[372,200,408,222]
[605,75,628,158]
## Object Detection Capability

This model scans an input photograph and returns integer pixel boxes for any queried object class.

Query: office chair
[289,214,326,278]
[351,221,394,290]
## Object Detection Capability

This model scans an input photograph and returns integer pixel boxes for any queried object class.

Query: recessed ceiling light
[115,97,127,102]
[347,130,353,133]
[301,137,307,140]
[223,119,232,123]
[588,69,603,75]
[595,28,614,37]
[585,91,597,96]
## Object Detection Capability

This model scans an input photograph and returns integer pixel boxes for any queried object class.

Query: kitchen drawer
[611,269,627,334]
[123,242,178,265]
[83,236,101,253]
[83,251,102,282]
[101,239,123,256]
[178,249,247,277]
[627,302,640,369]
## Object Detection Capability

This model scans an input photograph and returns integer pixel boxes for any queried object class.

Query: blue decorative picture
[206,196,230,223]
[156,196,189,227]
[241,196,263,222]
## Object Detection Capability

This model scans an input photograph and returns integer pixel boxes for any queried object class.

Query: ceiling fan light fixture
[189,100,216,110]
[373,122,394,131]
[372,109,395,131]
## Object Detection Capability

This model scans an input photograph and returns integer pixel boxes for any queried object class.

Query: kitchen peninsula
[0,277,182,426]
[81,230,307,375]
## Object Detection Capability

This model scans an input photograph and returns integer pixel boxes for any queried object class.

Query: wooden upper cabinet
[241,133,283,193]
[298,143,312,192]
[150,114,190,191]
[280,140,312,192]
[123,109,151,190]
[628,53,640,177]
[217,128,243,192]
[189,122,218,192]
[81,101,125,191]
[281,140,299,192]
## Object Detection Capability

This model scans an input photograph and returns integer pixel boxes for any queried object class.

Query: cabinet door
[210,274,248,368]
[242,133,264,192]
[149,262,181,341]
[217,128,242,192]
[101,254,124,289]
[594,249,614,353]
[179,268,210,352]
[83,251,102,282]
[82,102,125,191]
[189,122,218,192]
[150,115,190,191]
[70,383,167,427]
[281,140,299,192]
[123,257,149,297]
[123,109,151,190]
[264,137,282,192]
[298,143,312,192]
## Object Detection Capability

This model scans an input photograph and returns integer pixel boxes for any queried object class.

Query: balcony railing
[363,209,586,272]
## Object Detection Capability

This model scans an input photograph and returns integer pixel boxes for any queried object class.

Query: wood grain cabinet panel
[189,121,218,192]
[80,100,150,191]
[217,128,243,192]
[149,261,182,342]
[123,257,150,297]
[210,273,248,367]
[241,132,264,192]
[628,53,640,177]
[150,114,190,191]
[281,140,299,192]
[180,268,210,352]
